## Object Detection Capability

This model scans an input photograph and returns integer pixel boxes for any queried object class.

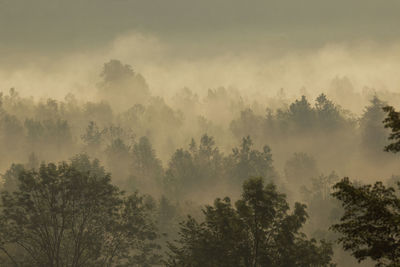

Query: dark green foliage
[0,155,160,267]
[383,105,400,153]
[328,104,400,266]
[331,178,400,266]
[167,177,335,267]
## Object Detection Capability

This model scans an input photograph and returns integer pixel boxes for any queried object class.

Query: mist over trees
[327,106,400,267]
[1,59,400,266]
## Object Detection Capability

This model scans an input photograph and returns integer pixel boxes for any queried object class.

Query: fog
[1,1,400,266]
[2,33,400,112]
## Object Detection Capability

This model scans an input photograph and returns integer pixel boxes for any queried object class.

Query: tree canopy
[166,177,334,267]
[330,105,400,266]
[331,178,400,266]
[0,155,160,267]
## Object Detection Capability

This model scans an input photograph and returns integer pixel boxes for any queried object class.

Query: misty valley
[0,59,400,267]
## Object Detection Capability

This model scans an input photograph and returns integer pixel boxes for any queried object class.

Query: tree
[192,135,224,186]
[331,178,400,266]
[129,136,164,193]
[359,96,389,157]
[0,154,160,267]
[166,177,334,267]
[164,148,194,199]
[100,59,135,84]
[164,135,224,199]
[288,95,315,130]
[228,136,276,185]
[98,60,150,109]
[315,93,344,131]
[329,104,400,266]
[383,105,400,153]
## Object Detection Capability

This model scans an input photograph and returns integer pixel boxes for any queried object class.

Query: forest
[0,59,400,266]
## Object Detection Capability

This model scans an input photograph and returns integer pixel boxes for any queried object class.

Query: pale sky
[1,0,400,104]
[1,0,399,53]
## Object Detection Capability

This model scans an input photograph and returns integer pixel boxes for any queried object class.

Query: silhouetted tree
[315,93,345,130]
[0,155,160,266]
[331,178,400,266]
[383,105,400,153]
[166,177,334,267]
[288,95,315,130]
[164,135,223,199]
[329,103,400,266]
[98,60,150,109]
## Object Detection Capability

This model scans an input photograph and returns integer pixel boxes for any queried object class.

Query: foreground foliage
[0,155,160,267]
[330,106,400,266]
[166,177,334,267]
[331,178,400,266]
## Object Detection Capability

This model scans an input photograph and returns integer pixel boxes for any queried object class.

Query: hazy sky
[1,0,399,53]
[1,0,400,104]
